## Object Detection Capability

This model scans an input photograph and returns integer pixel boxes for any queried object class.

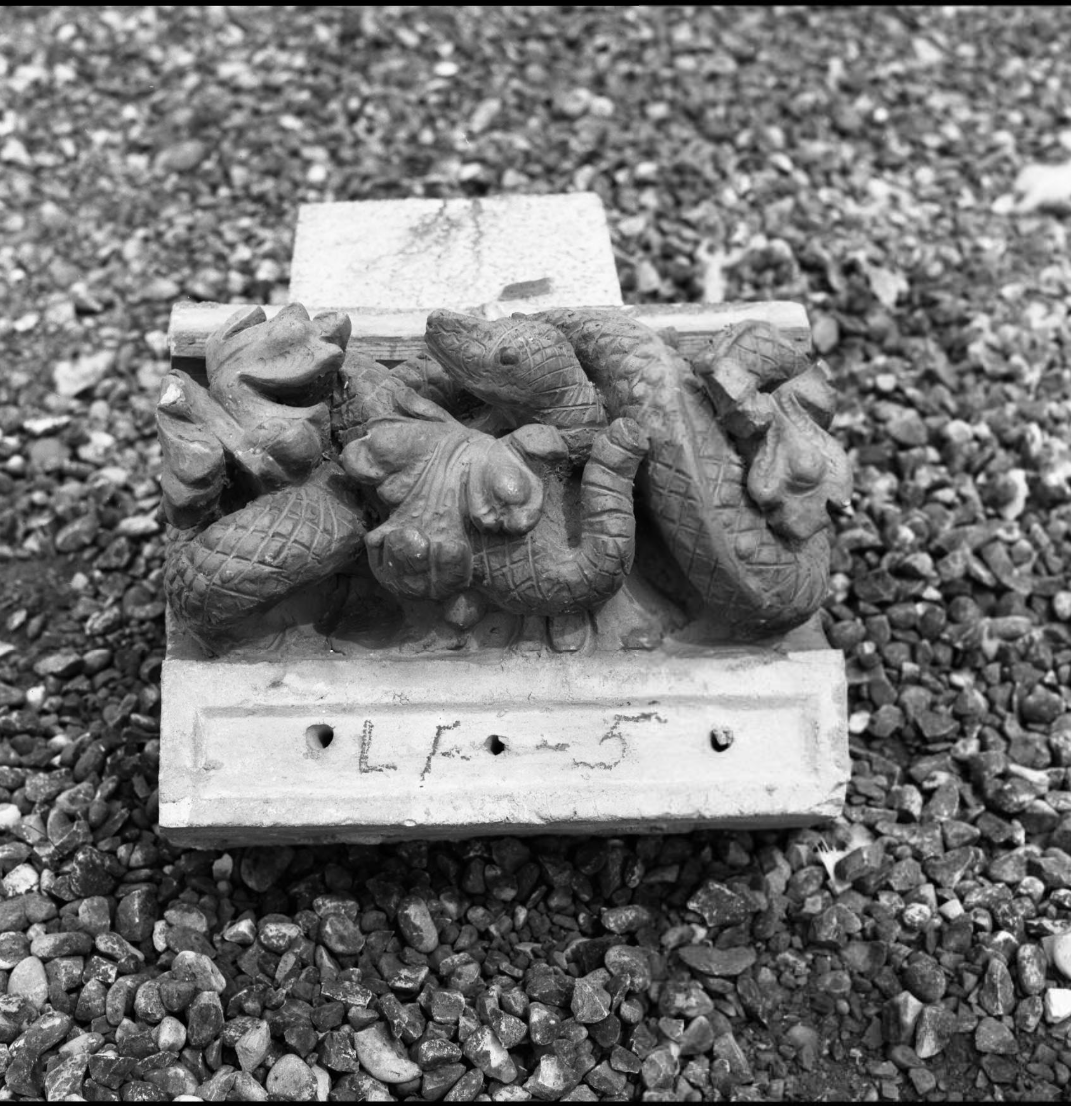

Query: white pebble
[311,1064,330,1101]
[901,902,931,930]
[0,804,22,831]
[848,710,871,735]
[1045,988,1071,1023]
[4,863,38,894]
[116,514,159,537]
[7,955,48,1006]
[154,1015,187,1053]
[222,918,256,946]
[92,465,129,487]
[1053,591,1071,621]
[1051,933,1071,981]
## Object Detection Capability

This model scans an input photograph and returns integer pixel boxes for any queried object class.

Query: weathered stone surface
[288,194,623,314]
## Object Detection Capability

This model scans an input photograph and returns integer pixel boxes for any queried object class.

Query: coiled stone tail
[471,418,648,616]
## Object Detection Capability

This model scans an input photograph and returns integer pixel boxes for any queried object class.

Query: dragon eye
[498,345,520,366]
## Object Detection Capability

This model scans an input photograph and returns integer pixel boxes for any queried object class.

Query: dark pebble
[185,991,224,1048]
[685,881,750,927]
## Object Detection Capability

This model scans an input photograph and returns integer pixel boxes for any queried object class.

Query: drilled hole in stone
[487,734,506,756]
[306,723,335,752]
[709,727,734,753]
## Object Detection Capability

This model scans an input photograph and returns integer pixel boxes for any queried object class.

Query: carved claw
[344,418,554,604]
[442,588,488,631]
[157,374,227,529]
[547,611,593,653]
[365,525,473,601]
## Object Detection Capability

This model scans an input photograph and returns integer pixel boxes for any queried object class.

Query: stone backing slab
[287,193,623,312]
[159,647,848,846]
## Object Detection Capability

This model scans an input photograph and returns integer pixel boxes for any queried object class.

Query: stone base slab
[159,647,848,846]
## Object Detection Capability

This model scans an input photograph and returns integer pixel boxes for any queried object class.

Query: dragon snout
[425,308,474,354]
[426,308,467,329]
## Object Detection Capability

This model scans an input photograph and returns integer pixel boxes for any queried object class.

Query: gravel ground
[3,4,1071,1101]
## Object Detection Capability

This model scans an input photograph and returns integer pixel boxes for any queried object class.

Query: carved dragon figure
[423,308,607,460]
[159,300,850,649]
[531,309,851,637]
[159,304,368,638]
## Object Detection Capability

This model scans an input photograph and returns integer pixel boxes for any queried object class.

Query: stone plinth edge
[159,647,848,846]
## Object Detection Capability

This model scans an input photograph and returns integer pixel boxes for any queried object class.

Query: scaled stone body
[164,464,367,636]
[535,308,847,637]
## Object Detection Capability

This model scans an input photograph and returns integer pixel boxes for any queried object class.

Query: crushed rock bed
[3,4,1071,1102]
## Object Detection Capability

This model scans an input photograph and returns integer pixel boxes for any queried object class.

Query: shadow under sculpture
[157,302,852,657]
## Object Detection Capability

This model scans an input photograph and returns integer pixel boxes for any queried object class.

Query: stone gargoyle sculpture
[158,302,851,656]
